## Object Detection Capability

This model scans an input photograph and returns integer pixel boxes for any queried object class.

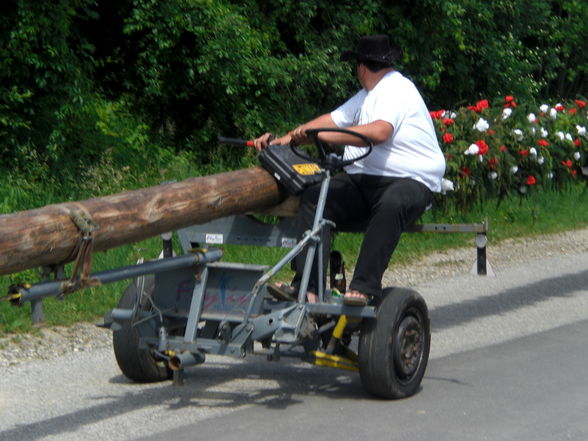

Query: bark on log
[0,167,285,276]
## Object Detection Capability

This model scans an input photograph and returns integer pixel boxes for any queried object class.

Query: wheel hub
[394,315,423,379]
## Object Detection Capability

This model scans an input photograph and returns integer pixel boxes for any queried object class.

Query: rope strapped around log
[59,206,101,295]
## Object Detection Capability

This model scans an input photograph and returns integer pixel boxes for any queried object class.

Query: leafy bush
[1,0,586,184]
[0,0,98,171]
[65,0,588,163]
[432,96,588,208]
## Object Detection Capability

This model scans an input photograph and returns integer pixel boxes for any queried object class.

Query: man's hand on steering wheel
[288,125,312,146]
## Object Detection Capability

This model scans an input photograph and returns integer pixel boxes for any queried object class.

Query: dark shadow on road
[430,268,588,330]
[0,358,370,441]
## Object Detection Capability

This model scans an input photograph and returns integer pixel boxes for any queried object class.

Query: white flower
[547,171,554,179]
[446,111,457,119]
[464,144,479,155]
[574,152,581,160]
[519,186,528,194]
[527,113,536,123]
[549,108,558,119]
[488,171,498,180]
[510,166,519,174]
[538,156,545,165]
[513,129,524,141]
[557,131,565,140]
[529,147,538,156]
[531,127,536,135]
[566,133,574,142]
[577,125,587,138]
[441,178,454,193]
[540,104,549,113]
[474,118,490,132]
[502,108,513,119]
[540,127,548,138]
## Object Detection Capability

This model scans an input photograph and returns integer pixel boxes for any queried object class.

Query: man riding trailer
[254,34,446,307]
[86,35,446,400]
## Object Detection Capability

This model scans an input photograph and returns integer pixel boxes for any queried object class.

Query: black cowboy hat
[340,34,402,64]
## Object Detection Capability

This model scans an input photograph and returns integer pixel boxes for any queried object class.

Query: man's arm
[253,115,392,150]
[253,113,336,151]
[306,120,393,146]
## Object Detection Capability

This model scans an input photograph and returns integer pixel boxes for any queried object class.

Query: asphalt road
[1,250,588,441]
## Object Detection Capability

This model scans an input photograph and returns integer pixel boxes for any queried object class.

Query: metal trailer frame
[104,169,379,379]
[5,129,435,399]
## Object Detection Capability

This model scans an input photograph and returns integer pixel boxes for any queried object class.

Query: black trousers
[292,172,432,298]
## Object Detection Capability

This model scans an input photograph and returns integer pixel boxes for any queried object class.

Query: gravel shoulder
[2,227,588,368]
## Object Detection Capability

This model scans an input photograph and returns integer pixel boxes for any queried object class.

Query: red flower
[562,159,573,168]
[526,176,536,185]
[442,133,454,144]
[488,157,499,169]
[555,104,566,112]
[519,149,529,157]
[460,167,471,177]
[443,118,455,126]
[537,139,549,147]
[475,140,489,155]
[446,153,453,160]
[488,129,495,135]
[468,99,489,113]
[430,110,445,120]
[500,145,507,152]
[478,99,489,110]
[504,95,517,108]
[569,108,577,115]
[574,138,582,147]
[575,100,586,108]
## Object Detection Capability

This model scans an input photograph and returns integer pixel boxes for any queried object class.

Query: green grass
[2,176,588,335]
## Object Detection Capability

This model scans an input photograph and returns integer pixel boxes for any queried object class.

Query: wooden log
[0,167,285,276]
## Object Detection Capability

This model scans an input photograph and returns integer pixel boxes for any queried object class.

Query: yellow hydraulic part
[310,314,359,372]
[332,314,348,339]
[312,350,358,372]
[0,284,29,305]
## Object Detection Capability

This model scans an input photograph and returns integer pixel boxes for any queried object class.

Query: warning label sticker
[293,163,321,175]
[205,233,224,244]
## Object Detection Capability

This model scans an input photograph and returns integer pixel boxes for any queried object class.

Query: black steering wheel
[289,128,373,171]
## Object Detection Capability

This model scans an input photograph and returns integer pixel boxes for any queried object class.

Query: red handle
[218,136,254,147]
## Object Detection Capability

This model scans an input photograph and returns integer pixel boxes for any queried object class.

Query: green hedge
[1,0,586,180]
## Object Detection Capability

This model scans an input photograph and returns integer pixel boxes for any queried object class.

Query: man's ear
[357,62,365,76]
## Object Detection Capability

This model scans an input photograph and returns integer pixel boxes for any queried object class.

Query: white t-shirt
[330,71,445,192]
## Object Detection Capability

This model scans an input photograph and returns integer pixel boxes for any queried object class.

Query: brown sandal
[267,283,297,301]
[343,291,369,306]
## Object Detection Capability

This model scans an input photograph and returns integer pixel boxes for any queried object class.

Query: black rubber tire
[358,287,430,399]
[112,276,172,383]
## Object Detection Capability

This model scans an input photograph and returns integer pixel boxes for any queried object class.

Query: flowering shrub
[431,97,588,208]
